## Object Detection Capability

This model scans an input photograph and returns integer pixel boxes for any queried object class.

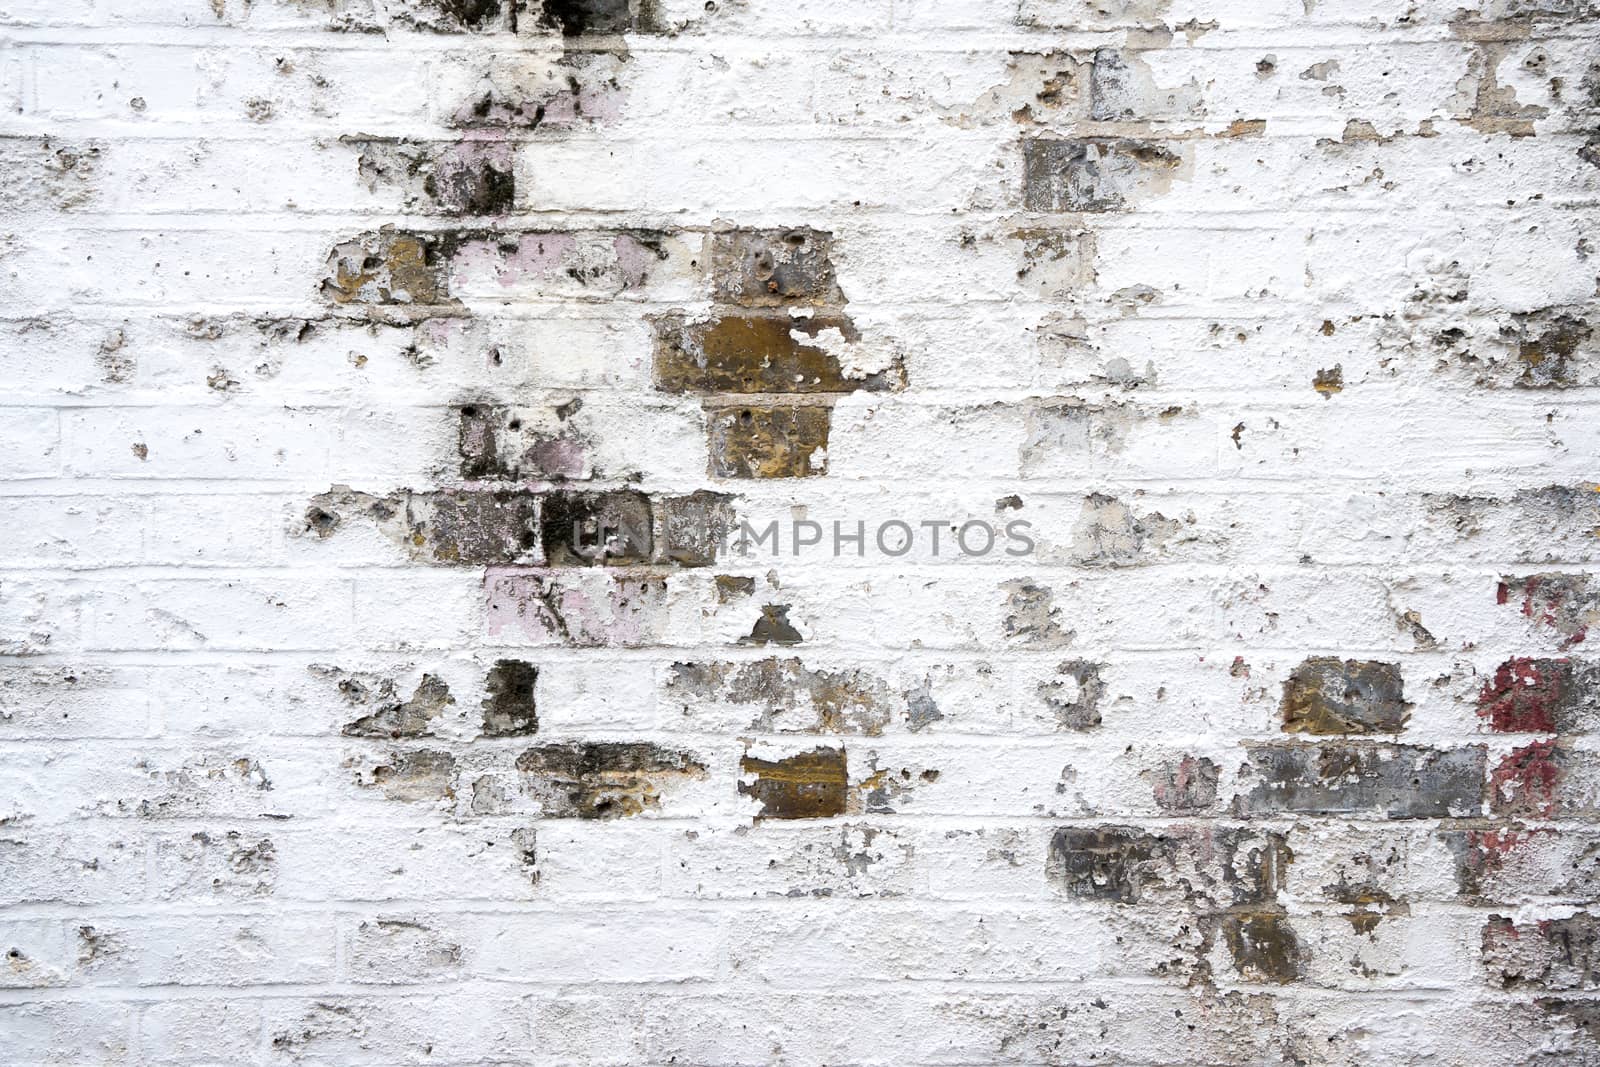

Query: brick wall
[2,0,1599,1062]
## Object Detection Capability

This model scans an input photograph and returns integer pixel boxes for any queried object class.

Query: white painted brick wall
[2,0,1600,1063]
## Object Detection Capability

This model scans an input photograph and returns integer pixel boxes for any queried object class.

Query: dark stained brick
[515,742,706,818]
[1231,742,1485,819]
[481,659,538,737]
[1047,826,1173,903]
[539,491,654,566]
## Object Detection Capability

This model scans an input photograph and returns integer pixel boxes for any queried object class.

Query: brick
[1280,657,1410,735]
[515,741,707,818]
[321,230,453,307]
[1483,913,1600,991]
[1047,826,1172,903]
[481,659,538,736]
[1022,137,1187,212]
[340,673,454,739]
[1479,657,1600,732]
[349,137,515,216]
[540,490,654,566]
[707,228,845,307]
[306,486,542,565]
[705,404,832,478]
[653,312,894,395]
[1489,741,1600,819]
[665,658,898,735]
[1498,572,1599,649]
[457,402,590,481]
[739,745,849,819]
[1232,743,1486,819]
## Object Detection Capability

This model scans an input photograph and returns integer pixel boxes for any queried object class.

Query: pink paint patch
[613,234,660,290]
[453,233,578,290]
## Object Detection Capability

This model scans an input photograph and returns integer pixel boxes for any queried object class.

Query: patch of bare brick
[1280,657,1410,735]
[739,746,849,819]
[515,742,706,818]
[481,659,538,736]
[1232,742,1486,818]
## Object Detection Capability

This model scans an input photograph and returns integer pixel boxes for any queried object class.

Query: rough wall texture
[1,0,1599,1063]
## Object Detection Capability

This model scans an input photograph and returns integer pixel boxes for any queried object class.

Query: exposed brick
[539,490,734,567]
[707,228,845,308]
[1232,743,1486,819]
[739,746,849,820]
[1483,913,1600,991]
[514,742,706,818]
[321,231,452,307]
[1037,660,1104,729]
[458,403,588,481]
[1479,657,1600,732]
[307,487,541,565]
[1047,826,1172,903]
[1498,573,1599,648]
[361,750,458,803]
[481,660,538,736]
[1221,912,1301,984]
[665,658,897,735]
[706,405,832,479]
[350,137,515,216]
[537,0,654,36]
[342,674,454,739]
[1280,657,1410,735]
[540,490,654,566]
[653,313,887,395]
[1022,137,1185,212]
[1150,755,1221,814]
[1489,741,1600,819]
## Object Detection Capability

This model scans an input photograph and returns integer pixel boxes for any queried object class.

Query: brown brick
[739,746,848,819]
[1221,912,1302,984]
[654,312,890,395]
[707,405,831,479]
[321,231,451,307]
[1280,657,1410,735]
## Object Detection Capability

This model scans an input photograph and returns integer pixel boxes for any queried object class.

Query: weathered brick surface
[3,0,1600,1061]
